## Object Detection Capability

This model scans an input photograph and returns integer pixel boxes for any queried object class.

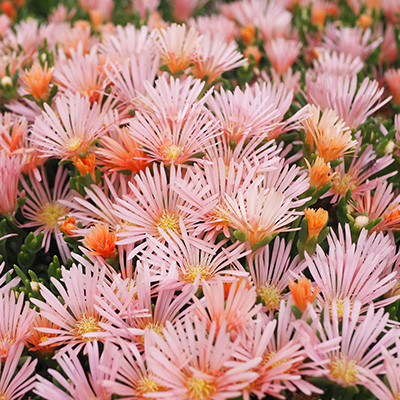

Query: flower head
[289,276,318,313]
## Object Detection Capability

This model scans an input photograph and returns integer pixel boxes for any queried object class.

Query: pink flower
[189,15,238,42]
[306,73,390,129]
[0,152,25,216]
[385,68,400,106]
[302,300,397,387]
[302,224,399,315]
[0,342,37,400]
[19,166,72,262]
[264,37,301,76]
[30,92,110,161]
[146,316,261,399]
[35,341,117,400]
[248,237,302,312]
[31,264,109,353]
[171,0,209,22]
[0,291,36,360]
[192,277,261,338]
[191,33,246,83]
[312,50,364,77]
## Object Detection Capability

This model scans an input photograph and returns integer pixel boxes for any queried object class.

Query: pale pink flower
[302,300,398,387]
[191,33,246,83]
[35,341,117,400]
[312,50,364,77]
[189,15,238,42]
[0,152,25,216]
[0,262,19,295]
[77,0,113,20]
[54,48,107,104]
[0,291,36,360]
[99,25,152,59]
[192,277,261,337]
[30,92,110,161]
[302,224,399,316]
[322,25,382,61]
[131,0,160,19]
[366,338,400,400]
[353,180,400,233]
[381,0,400,23]
[0,15,11,37]
[206,82,284,142]
[306,73,390,128]
[171,0,208,22]
[31,264,110,352]
[381,24,398,65]
[102,340,162,398]
[328,134,395,203]
[0,342,37,400]
[138,219,250,285]
[151,24,201,75]
[114,164,203,247]
[264,37,301,76]
[19,166,72,262]
[248,237,302,312]
[146,316,261,399]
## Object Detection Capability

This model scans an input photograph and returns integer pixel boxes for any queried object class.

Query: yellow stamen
[332,173,358,196]
[64,137,83,153]
[155,210,180,235]
[257,284,282,311]
[182,264,211,283]
[329,356,359,386]
[186,377,216,400]
[38,202,67,229]
[75,314,102,341]
[137,376,163,394]
[160,144,184,164]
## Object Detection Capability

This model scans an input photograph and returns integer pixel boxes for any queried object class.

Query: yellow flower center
[75,314,102,341]
[186,377,216,400]
[182,264,211,283]
[155,210,180,235]
[329,298,348,318]
[332,173,358,196]
[161,144,183,163]
[137,376,162,394]
[64,136,83,153]
[257,284,282,311]
[329,356,359,386]
[38,201,67,229]
[39,335,49,343]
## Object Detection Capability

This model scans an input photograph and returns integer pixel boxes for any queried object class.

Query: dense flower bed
[1,0,400,399]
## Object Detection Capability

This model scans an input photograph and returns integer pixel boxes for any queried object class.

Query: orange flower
[312,7,326,29]
[306,156,335,190]
[357,14,373,30]
[240,25,255,45]
[304,208,328,241]
[304,105,356,163]
[72,153,96,181]
[243,45,262,64]
[27,315,58,357]
[60,216,77,236]
[21,63,54,101]
[83,223,116,259]
[289,276,318,312]
[0,1,16,18]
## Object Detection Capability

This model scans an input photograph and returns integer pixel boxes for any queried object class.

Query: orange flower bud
[357,14,373,30]
[304,208,329,242]
[84,223,116,259]
[1,1,16,18]
[60,216,77,236]
[240,25,255,45]
[289,276,318,312]
[72,153,96,181]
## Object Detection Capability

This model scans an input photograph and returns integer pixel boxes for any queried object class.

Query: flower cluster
[0,0,400,399]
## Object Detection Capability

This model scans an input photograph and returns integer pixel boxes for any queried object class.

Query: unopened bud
[354,215,369,229]
[1,76,12,88]
[384,140,395,155]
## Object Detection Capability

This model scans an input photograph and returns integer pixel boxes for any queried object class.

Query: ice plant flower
[264,37,301,76]
[31,264,108,352]
[302,224,399,315]
[0,342,37,400]
[21,62,54,102]
[34,341,117,400]
[0,152,25,216]
[305,156,335,191]
[248,237,302,312]
[289,276,318,313]
[146,317,260,399]
[30,91,110,161]
[303,105,356,162]
[151,24,200,75]
[385,68,400,106]
[19,166,72,262]
[83,223,117,259]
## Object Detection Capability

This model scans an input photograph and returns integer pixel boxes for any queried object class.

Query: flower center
[182,264,211,283]
[329,356,359,386]
[38,201,67,229]
[257,284,282,311]
[186,377,216,400]
[155,210,180,235]
[64,137,83,153]
[161,144,183,163]
[332,173,358,196]
[75,314,102,341]
[137,376,162,394]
